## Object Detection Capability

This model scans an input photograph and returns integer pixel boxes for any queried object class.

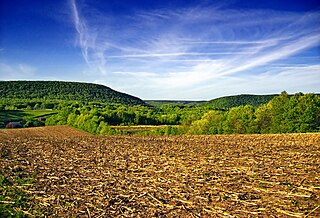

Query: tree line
[187,92,320,134]
[1,91,319,135]
[43,92,320,135]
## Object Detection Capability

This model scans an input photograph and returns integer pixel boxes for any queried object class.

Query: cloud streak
[70,0,108,74]
[69,1,320,99]
[0,62,37,80]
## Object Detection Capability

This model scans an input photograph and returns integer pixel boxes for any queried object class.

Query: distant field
[0,127,319,217]
[0,110,57,123]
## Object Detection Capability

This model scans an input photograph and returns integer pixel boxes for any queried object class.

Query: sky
[0,0,319,100]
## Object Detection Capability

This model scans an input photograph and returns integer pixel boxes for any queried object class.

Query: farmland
[0,110,57,128]
[1,127,320,217]
[0,126,90,139]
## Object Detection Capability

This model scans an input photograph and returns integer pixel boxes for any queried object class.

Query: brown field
[0,126,91,138]
[1,126,320,217]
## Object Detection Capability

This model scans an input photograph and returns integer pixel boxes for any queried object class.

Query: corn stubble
[0,127,319,217]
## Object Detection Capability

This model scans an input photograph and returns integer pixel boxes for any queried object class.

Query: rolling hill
[145,100,206,107]
[0,81,145,105]
[205,94,278,109]
[146,95,279,109]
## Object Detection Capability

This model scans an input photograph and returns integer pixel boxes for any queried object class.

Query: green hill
[206,94,278,109]
[145,100,206,107]
[0,81,145,105]
[145,95,279,109]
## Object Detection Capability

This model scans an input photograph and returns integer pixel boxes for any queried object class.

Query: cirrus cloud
[69,0,320,99]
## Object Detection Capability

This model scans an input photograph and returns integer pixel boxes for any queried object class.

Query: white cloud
[69,1,320,99]
[0,63,37,80]
[112,71,157,78]
[70,0,108,72]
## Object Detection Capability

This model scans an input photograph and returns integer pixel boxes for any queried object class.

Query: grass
[0,111,29,122]
[0,110,57,125]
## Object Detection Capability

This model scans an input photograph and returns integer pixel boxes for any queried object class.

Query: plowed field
[1,127,319,217]
[0,126,91,138]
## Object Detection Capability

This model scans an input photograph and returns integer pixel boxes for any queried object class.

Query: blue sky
[1,0,319,100]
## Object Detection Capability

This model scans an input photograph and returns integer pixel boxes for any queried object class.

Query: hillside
[206,94,278,109]
[0,81,145,105]
[145,95,279,109]
[145,100,206,107]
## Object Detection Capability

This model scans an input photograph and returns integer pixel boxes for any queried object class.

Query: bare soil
[0,127,319,217]
[0,126,91,138]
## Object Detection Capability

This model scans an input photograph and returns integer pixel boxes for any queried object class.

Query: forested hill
[206,94,278,109]
[145,100,206,107]
[0,81,145,105]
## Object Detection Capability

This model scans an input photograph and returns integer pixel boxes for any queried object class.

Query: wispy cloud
[70,0,108,75]
[0,63,37,80]
[69,1,320,99]
[192,64,320,94]
[108,52,254,58]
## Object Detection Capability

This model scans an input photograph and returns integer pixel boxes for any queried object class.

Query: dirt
[0,127,319,217]
[0,126,91,138]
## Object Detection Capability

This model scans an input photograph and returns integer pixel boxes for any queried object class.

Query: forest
[0,81,145,105]
[43,92,320,135]
[1,81,319,135]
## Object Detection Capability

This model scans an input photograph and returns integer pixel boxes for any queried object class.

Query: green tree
[67,113,77,126]
[188,110,225,134]
[34,103,41,110]
[98,121,115,135]
[255,103,272,133]
[223,105,256,134]
[269,91,290,133]
[292,93,320,132]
